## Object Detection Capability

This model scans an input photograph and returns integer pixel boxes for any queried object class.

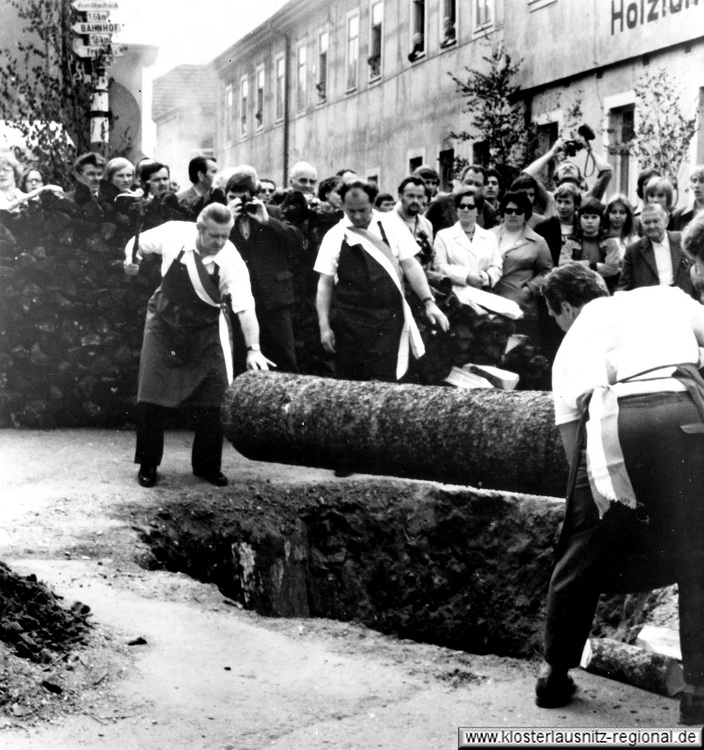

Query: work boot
[137,465,157,488]
[680,692,704,725]
[535,662,576,708]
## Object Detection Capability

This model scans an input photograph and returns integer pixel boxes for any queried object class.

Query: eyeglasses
[503,207,525,215]
[458,203,476,210]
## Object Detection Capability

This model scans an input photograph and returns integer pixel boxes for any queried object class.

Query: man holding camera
[522,125,613,212]
[225,170,302,374]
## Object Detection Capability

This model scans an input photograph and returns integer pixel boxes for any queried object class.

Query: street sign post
[72,22,123,34]
[72,41,127,58]
[72,1,119,10]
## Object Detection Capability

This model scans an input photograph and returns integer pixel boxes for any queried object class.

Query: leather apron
[137,250,228,408]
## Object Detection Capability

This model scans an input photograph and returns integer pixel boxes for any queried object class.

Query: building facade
[210,0,704,202]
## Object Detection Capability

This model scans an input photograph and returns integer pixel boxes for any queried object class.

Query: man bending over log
[535,258,704,725]
[123,203,271,489]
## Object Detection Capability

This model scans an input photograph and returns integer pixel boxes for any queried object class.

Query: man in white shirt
[314,180,448,383]
[616,203,692,292]
[536,263,704,726]
[123,204,270,488]
[382,176,434,264]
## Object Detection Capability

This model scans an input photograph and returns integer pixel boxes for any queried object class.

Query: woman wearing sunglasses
[431,186,502,296]
[491,191,553,348]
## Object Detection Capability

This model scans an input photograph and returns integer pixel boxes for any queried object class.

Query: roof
[152,65,219,120]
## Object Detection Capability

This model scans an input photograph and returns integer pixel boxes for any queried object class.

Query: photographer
[522,125,613,217]
[225,171,303,374]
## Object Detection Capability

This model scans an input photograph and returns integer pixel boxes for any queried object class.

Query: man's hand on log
[320,326,336,353]
[246,350,276,371]
[425,301,450,332]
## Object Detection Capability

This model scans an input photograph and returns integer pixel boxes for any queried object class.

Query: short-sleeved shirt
[126,221,255,313]
[552,286,701,425]
[314,210,419,277]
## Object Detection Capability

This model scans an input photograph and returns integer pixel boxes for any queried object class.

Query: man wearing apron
[123,203,270,488]
[314,180,448,383]
[536,262,704,726]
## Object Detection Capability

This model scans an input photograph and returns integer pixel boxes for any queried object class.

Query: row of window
[223,0,496,143]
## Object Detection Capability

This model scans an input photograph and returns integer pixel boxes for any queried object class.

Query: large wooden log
[222,372,567,496]
[583,637,684,697]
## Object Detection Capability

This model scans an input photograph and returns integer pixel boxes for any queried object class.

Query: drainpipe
[283,32,290,187]
[267,20,291,187]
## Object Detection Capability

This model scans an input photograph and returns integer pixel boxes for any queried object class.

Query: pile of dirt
[0,561,92,665]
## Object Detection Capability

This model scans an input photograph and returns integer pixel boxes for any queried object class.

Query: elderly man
[289,161,318,201]
[176,155,225,221]
[536,262,704,726]
[123,203,270,489]
[315,179,449,383]
[616,202,691,293]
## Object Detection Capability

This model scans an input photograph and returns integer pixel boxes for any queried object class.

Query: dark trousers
[544,392,704,685]
[134,402,224,474]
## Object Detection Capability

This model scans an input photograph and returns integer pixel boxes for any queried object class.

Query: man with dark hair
[314,179,448,383]
[66,151,105,204]
[132,161,184,231]
[224,170,302,374]
[383,176,434,264]
[536,262,704,726]
[123,203,271,489]
[484,167,503,209]
[176,155,224,221]
[426,164,497,235]
[616,202,691,293]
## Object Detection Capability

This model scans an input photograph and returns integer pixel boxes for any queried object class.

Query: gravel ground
[0,427,685,749]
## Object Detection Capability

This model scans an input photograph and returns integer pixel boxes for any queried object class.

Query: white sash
[344,226,424,379]
[182,251,234,385]
[585,385,637,518]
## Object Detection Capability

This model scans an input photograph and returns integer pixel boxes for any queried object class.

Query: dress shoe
[194,470,229,487]
[535,666,576,708]
[680,692,704,725]
[137,465,157,488]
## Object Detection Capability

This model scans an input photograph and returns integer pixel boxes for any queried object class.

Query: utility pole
[71,0,126,156]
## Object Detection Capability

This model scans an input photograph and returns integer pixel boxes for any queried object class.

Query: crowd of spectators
[2,138,704,389]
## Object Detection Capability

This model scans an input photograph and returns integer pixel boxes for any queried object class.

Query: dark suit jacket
[616,231,692,294]
[230,215,301,310]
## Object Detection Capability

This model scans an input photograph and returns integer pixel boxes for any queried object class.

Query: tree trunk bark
[583,637,684,697]
[222,372,567,496]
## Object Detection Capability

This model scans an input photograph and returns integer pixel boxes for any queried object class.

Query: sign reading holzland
[611,0,701,34]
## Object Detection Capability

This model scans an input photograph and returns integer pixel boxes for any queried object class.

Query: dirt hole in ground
[138,478,667,661]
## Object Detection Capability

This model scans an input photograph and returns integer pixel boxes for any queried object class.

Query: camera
[563,124,596,156]
[240,196,259,216]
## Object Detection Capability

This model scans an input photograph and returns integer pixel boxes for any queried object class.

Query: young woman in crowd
[20,167,45,193]
[603,194,638,261]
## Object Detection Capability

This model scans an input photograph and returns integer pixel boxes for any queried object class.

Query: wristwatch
[247,344,261,352]
[422,296,435,305]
